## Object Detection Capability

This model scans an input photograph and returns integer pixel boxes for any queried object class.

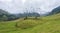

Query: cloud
[0,0,12,3]
[0,0,60,14]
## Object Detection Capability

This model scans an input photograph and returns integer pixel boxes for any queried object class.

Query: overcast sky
[0,0,60,14]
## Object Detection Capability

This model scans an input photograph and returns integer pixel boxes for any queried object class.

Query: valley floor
[0,14,60,33]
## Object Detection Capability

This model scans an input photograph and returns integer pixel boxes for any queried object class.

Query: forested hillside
[49,6,60,15]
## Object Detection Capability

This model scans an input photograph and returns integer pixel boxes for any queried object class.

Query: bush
[16,20,39,29]
[24,16,28,20]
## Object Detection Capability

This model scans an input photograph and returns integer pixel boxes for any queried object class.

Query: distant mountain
[0,9,40,21]
[16,12,40,18]
[0,9,9,15]
[0,9,10,21]
[49,6,60,15]
[0,9,18,21]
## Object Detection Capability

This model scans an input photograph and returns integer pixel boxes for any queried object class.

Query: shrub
[24,16,28,20]
[16,20,39,29]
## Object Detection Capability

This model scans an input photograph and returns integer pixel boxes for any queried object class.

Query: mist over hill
[0,0,60,33]
[0,9,40,21]
[1,5,60,21]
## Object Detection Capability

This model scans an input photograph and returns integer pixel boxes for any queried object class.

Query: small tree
[35,15,40,20]
[15,22,19,28]
[15,22,19,30]
[35,16,38,19]
[24,16,28,20]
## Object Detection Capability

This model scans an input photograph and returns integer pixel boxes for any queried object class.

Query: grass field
[0,14,60,33]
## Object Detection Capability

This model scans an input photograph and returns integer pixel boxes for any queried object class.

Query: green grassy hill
[0,13,60,33]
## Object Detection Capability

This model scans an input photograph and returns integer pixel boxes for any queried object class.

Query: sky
[0,0,60,14]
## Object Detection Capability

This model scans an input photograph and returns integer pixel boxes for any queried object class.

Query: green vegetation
[0,13,60,33]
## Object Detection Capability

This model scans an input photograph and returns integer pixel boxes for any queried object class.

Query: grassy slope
[0,14,60,33]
